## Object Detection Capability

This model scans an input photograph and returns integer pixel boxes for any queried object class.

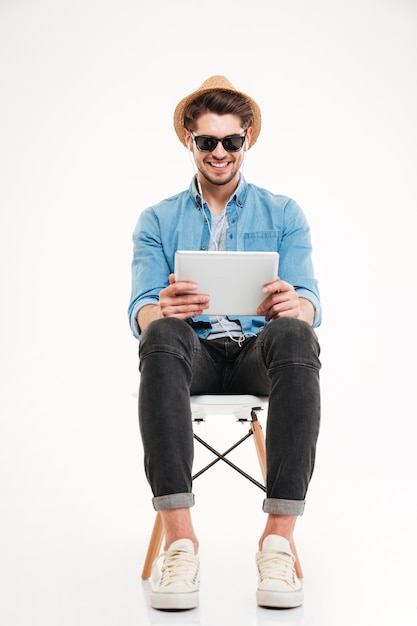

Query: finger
[256,297,270,315]
[257,292,284,315]
[263,279,295,296]
[262,277,283,294]
[173,294,209,306]
[160,294,210,314]
[162,302,210,318]
[173,281,199,293]
[264,301,300,321]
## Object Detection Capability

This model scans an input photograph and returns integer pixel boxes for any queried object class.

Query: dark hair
[184,91,254,131]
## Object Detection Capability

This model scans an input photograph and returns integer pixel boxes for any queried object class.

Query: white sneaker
[150,539,200,610]
[256,535,304,608]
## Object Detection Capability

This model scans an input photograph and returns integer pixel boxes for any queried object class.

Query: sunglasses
[190,130,247,153]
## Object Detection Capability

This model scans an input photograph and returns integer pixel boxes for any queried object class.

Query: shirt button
[201,245,207,250]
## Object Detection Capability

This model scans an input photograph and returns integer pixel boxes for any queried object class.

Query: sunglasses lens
[195,136,218,151]
[222,136,246,152]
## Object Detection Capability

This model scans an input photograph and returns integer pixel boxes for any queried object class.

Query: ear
[245,126,254,150]
[183,128,192,149]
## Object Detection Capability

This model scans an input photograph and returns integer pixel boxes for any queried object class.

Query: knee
[140,317,196,355]
[263,318,321,365]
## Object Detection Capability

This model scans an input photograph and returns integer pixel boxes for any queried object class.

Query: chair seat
[191,394,268,419]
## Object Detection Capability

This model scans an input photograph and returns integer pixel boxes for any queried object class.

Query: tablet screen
[174,251,279,316]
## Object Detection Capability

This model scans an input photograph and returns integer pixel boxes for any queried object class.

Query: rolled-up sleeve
[128,209,171,339]
[278,198,322,327]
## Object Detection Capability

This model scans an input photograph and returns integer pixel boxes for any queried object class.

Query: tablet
[174,250,279,316]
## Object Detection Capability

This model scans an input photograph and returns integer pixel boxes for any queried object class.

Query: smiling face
[184,113,253,191]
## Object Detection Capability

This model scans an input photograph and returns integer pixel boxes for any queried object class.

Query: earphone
[187,148,204,198]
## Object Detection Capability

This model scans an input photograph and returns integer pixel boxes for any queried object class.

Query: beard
[198,161,241,187]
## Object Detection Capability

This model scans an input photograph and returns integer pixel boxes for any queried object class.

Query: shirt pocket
[243,231,279,251]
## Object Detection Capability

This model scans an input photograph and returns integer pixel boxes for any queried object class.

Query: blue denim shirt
[128,176,321,339]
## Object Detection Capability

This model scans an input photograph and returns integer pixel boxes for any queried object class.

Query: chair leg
[292,543,304,580]
[250,414,266,483]
[141,512,164,579]
[251,410,304,580]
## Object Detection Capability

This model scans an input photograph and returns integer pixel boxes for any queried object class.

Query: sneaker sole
[256,588,304,609]
[151,590,199,610]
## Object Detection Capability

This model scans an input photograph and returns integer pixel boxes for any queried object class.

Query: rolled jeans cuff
[263,498,305,516]
[153,493,195,511]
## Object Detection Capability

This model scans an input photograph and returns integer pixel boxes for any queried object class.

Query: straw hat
[173,75,262,149]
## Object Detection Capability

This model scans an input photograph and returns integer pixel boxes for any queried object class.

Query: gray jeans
[138,317,321,516]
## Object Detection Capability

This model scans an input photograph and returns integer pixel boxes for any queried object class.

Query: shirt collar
[188,174,248,208]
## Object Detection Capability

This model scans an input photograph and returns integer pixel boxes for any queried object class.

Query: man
[128,76,321,611]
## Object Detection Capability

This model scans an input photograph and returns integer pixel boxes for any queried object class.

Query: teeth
[211,162,228,168]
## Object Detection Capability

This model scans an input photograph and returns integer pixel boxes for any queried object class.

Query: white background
[1,1,416,625]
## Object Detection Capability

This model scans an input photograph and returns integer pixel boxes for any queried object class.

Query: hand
[159,274,210,319]
[256,277,300,322]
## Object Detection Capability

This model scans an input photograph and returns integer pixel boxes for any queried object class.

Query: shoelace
[157,548,199,588]
[257,550,297,585]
